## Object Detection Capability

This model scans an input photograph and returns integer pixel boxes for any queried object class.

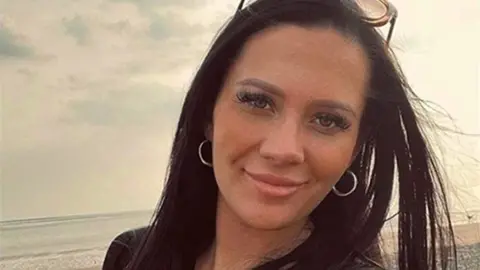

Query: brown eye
[316,115,336,128]
[251,97,269,109]
[236,91,273,110]
[312,113,351,131]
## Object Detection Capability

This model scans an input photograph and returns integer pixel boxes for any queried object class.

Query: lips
[244,170,305,197]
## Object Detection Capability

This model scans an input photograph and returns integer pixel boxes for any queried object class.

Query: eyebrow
[236,78,358,118]
[237,78,284,97]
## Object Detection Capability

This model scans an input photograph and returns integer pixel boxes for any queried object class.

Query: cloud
[16,67,36,78]
[105,19,132,34]
[62,81,185,130]
[2,125,170,220]
[0,25,35,58]
[62,15,90,45]
[148,14,177,40]
[147,12,207,40]
[110,0,206,9]
[106,0,212,41]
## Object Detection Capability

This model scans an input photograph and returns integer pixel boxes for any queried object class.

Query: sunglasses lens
[356,0,388,20]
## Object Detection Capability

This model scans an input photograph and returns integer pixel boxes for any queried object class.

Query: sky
[0,0,479,221]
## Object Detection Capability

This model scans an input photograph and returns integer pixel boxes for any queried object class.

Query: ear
[204,123,213,141]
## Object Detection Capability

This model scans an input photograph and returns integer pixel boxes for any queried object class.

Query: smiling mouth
[244,170,305,197]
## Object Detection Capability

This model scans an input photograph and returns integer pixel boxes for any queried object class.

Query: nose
[258,117,305,165]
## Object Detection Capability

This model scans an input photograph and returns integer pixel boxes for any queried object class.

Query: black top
[102,227,385,270]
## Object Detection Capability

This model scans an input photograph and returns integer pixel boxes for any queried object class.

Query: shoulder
[102,226,149,270]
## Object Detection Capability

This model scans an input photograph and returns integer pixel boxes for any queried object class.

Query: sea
[0,210,153,270]
[1,210,479,270]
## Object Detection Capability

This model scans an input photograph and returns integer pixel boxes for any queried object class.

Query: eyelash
[235,90,351,131]
[235,90,274,110]
[312,113,351,131]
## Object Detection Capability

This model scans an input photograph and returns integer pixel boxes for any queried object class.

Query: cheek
[211,100,258,174]
[307,136,358,187]
[292,138,357,216]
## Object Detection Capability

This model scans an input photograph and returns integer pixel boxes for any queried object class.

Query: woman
[103,0,458,269]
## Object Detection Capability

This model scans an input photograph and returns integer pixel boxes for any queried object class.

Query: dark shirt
[102,227,384,270]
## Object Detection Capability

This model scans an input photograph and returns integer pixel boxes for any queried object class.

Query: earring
[198,140,213,167]
[333,170,358,197]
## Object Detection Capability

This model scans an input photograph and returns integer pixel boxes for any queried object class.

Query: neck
[196,196,311,270]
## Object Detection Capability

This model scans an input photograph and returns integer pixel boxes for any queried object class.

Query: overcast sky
[1,0,479,221]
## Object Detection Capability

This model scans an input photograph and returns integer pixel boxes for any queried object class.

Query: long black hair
[127,0,457,269]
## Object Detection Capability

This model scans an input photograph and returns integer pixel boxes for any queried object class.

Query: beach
[0,250,105,270]
[0,211,152,270]
[1,211,479,270]
[379,222,480,269]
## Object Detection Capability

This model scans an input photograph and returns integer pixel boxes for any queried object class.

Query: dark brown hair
[126,0,458,269]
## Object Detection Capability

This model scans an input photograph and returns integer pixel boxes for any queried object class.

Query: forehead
[227,24,370,106]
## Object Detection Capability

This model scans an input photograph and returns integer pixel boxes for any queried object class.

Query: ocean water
[0,211,153,270]
[1,210,479,270]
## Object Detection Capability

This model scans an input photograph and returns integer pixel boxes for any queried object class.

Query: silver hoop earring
[333,170,358,197]
[198,140,212,167]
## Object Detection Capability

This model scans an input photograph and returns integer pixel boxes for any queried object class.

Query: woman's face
[211,24,370,230]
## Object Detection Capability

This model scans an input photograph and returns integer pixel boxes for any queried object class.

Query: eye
[313,113,351,131]
[236,90,273,110]
[317,115,335,128]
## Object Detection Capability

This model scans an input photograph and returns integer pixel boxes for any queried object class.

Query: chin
[245,218,294,231]
[236,202,305,231]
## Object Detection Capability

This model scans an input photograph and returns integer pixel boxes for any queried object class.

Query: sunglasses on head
[236,0,398,44]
